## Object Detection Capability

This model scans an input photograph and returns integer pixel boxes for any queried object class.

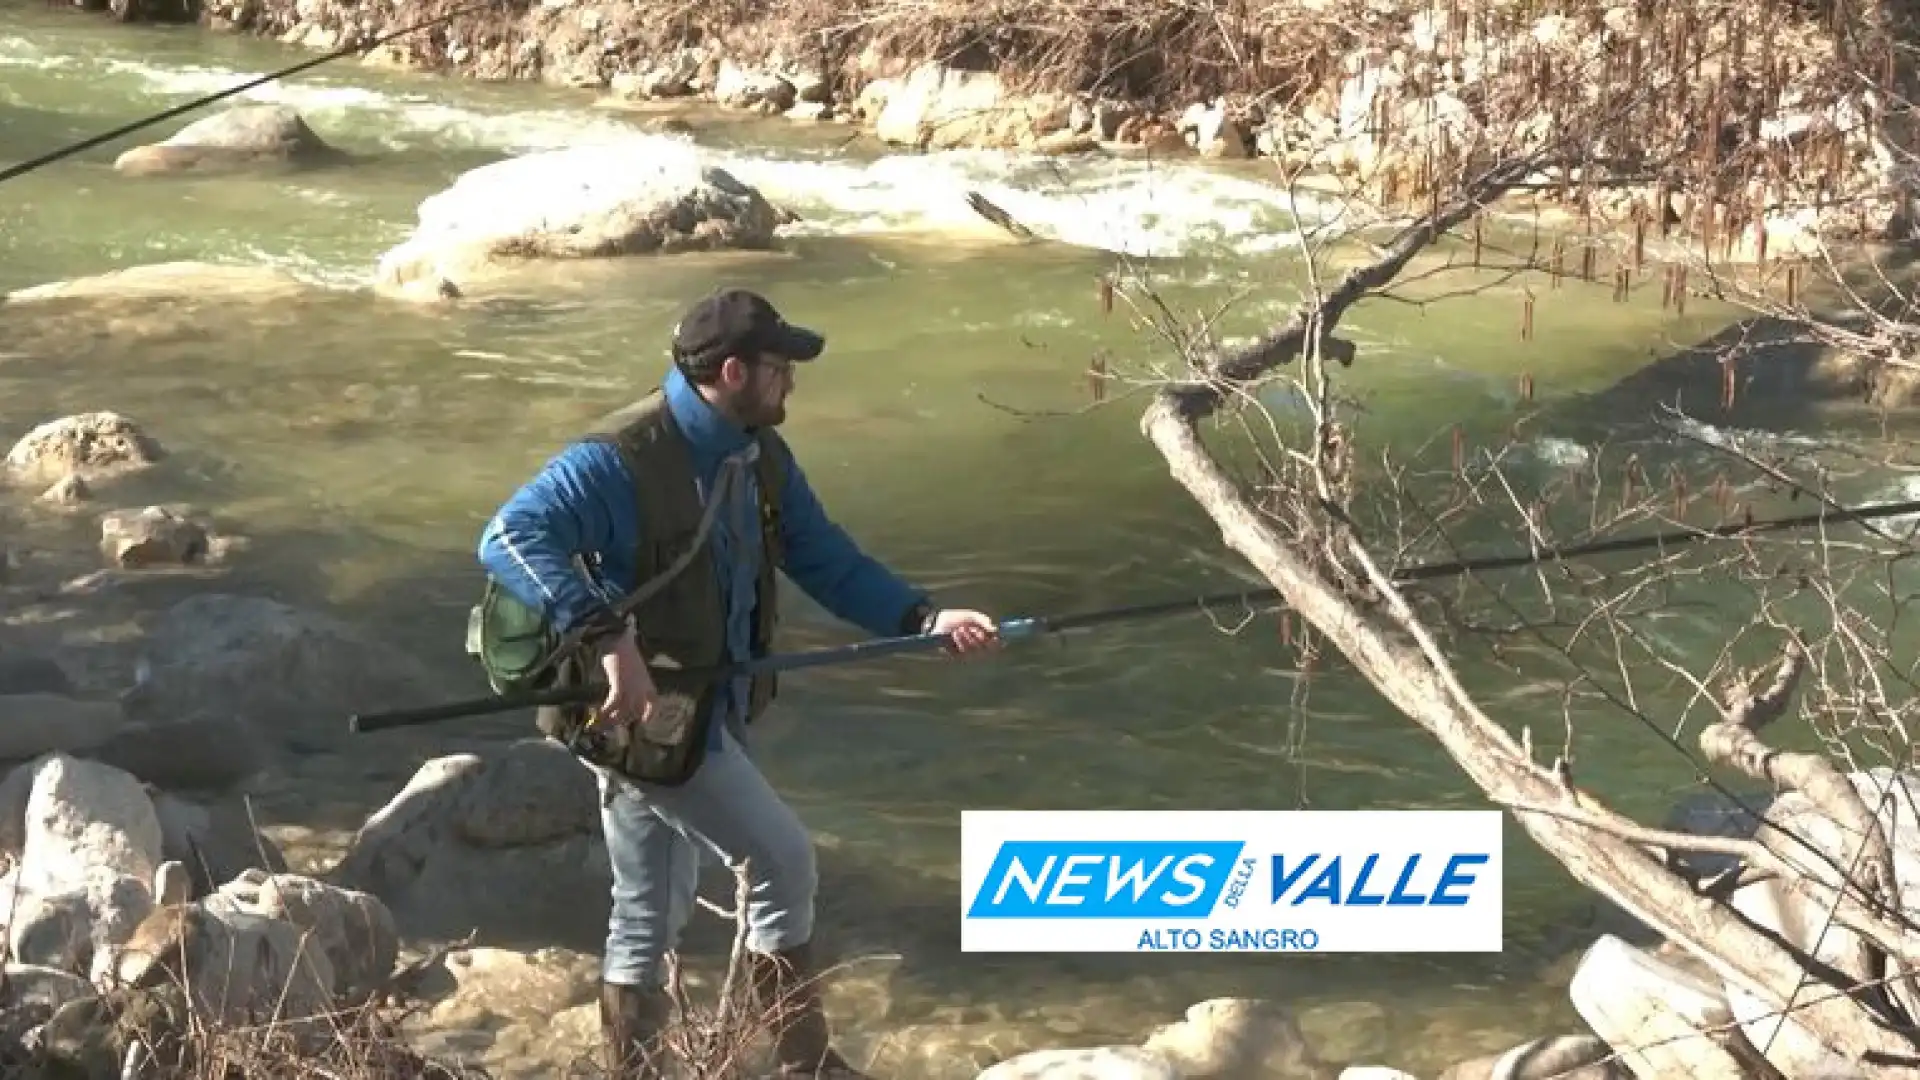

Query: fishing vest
[496,388,789,786]
[589,387,788,727]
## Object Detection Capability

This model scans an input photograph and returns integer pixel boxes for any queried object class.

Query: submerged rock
[1,261,308,305]
[371,140,792,302]
[975,1046,1182,1080]
[118,593,442,736]
[111,104,345,176]
[1139,997,1329,1078]
[39,473,92,508]
[0,655,75,697]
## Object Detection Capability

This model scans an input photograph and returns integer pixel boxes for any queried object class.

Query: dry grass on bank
[630,0,1860,109]
[1,864,867,1080]
[580,0,1376,107]
[3,955,809,1080]
[787,0,1353,106]
[0,987,473,1080]
[235,0,1871,174]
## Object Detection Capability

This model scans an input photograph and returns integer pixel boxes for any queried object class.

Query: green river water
[5,6,1917,1076]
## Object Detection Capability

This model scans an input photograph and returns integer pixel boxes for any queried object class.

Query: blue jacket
[476,367,928,743]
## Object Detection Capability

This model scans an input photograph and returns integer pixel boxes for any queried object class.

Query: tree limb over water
[1128,12,1920,1072]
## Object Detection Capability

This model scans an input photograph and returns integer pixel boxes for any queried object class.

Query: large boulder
[197,870,399,1006]
[327,739,605,944]
[1717,768,1920,1077]
[92,711,272,794]
[113,900,337,1043]
[111,104,344,176]
[0,693,126,765]
[3,411,164,488]
[371,140,792,301]
[0,755,410,1072]
[863,64,1072,150]
[1568,934,1771,1078]
[1653,767,1920,1077]
[3,754,164,978]
[118,593,446,745]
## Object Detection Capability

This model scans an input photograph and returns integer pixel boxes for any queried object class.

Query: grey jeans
[589,722,820,988]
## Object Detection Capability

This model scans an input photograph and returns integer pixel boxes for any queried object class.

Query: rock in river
[117,593,447,745]
[371,140,792,302]
[3,411,164,488]
[111,104,344,176]
[2,262,308,306]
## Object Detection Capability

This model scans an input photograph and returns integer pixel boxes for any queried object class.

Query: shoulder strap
[529,414,743,678]
[752,430,787,569]
[591,432,745,624]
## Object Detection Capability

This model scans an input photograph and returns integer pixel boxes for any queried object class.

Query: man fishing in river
[475,286,1001,1079]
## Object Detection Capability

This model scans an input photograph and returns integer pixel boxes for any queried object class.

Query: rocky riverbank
[0,266,1907,1076]
[71,0,1920,269]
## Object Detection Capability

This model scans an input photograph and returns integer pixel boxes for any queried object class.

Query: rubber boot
[600,980,673,1079]
[747,942,874,1078]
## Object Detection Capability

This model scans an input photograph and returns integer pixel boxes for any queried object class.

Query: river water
[4,5,1916,1076]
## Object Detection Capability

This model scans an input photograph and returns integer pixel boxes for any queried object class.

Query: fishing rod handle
[347,633,951,733]
[348,683,599,733]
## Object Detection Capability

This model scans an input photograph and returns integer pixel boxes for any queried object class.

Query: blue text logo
[966,840,1246,919]
[1270,853,1490,906]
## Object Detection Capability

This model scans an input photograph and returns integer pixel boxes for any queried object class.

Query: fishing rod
[0,1,496,185]
[345,494,1920,734]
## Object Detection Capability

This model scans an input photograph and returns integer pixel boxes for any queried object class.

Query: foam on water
[703,144,1341,258]
[229,242,377,290]
[69,47,1346,260]
[101,58,398,111]
[1527,436,1593,469]
[1660,412,1836,454]
[0,35,62,69]
[1862,473,1920,532]
[85,54,653,150]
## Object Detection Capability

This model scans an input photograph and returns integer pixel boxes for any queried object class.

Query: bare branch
[1144,397,1916,1064]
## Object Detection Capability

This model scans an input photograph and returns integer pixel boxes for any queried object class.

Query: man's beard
[726,390,785,429]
